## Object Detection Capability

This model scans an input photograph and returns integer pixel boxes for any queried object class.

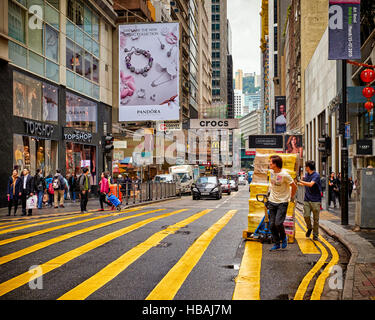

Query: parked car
[229,179,238,192]
[154,174,182,196]
[191,176,222,200]
[238,176,247,185]
[219,178,231,195]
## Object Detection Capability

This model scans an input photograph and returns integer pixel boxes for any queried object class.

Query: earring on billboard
[124,47,153,77]
[167,45,176,58]
[157,37,165,50]
[150,94,156,101]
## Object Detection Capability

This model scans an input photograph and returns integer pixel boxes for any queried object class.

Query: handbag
[42,193,49,203]
[26,195,38,209]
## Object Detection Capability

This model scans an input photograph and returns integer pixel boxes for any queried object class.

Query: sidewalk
[0,196,178,221]
[318,198,375,300]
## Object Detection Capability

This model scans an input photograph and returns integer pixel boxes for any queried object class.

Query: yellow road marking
[0,208,187,297]
[295,220,320,254]
[147,210,237,300]
[310,234,339,300]
[58,209,213,300]
[0,208,164,266]
[0,213,94,235]
[0,207,144,247]
[293,213,328,300]
[232,241,262,300]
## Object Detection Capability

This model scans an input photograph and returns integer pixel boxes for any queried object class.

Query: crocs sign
[190,119,239,129]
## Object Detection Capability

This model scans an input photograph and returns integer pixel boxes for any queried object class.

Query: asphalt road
[0,185,348,300]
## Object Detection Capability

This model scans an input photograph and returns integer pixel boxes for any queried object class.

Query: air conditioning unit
[170,1,176,6]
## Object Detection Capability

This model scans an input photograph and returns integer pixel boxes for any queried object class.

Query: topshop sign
[63,128,93,143]
[24,120,55,138]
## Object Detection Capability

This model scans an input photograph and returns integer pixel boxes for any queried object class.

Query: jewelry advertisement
[118,23,180,121]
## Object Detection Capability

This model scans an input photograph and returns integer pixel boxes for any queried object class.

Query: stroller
[106,192,123,211]
[249,193,273,243]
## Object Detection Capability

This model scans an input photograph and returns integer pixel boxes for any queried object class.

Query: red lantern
[364,101,374,113]
[360,68,375,83]
[362,86,375,99]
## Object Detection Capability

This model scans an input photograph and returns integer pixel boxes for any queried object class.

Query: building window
[8,0,26,44]
[13,71,58,123]
[13,134,58,176]
[66,92,97,133]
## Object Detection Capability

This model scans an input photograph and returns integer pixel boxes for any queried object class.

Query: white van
[168,165,198,194]
[153,174,182,196]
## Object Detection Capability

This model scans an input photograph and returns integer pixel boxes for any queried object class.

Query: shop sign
[356,140,373,155]
[190,119,239,129]
[24,120,55,138]
[63,128,93,143]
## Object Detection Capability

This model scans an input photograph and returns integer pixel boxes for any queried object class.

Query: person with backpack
[53,169,66,208]
[45,174,54,208]
[34,168,45,209]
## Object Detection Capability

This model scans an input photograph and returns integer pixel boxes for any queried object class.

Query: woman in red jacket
[98,172,111,211]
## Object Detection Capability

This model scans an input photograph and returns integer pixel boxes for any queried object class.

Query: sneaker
[313,235,319,241]
[270,243,281,251]
[60,205,65,208]
[282,237,288,249]
[305,229,312,238]
[99,208,104,211]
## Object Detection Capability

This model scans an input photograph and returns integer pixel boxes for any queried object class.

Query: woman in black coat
[6,169,22,216]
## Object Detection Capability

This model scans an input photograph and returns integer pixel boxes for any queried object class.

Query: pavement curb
[318,221,357,300]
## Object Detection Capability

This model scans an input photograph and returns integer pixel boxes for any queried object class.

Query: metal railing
[117,181,178,206]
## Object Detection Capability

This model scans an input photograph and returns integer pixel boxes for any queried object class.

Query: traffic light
[318,134,331,162]
[325,135,331,156]
[103,134,114,153]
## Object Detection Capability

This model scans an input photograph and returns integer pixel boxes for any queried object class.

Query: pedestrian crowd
[5,168,136,216]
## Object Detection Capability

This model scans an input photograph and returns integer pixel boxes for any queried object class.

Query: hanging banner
[275,96,286,133]
[328,0,361,60]
[118,22,180,121]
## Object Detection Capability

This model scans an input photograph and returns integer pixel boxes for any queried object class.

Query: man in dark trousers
[20,168,35,216]
[298,160,322,241]
[79,167,91,213]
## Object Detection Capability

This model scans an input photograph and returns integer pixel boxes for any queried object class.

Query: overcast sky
[227,0,261,76]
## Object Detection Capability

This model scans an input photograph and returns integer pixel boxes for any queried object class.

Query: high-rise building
[227,19,234,119]
[211,0,228,116]
[1,0,118,207]
[235,69,243,91]
[198,0,213,118]
[234,89,244,118]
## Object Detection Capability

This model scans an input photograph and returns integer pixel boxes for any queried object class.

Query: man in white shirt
[268,155,297,251]
[20,168,35,216]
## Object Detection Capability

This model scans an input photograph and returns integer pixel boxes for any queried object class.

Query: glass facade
[8,0,60,82]
[65,0,100,99]
[66,91,97,133]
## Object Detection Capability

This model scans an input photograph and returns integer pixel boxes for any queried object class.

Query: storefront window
[66,92,97,132]
[13,134,58,176]
[66,142,96,184]
[13,71,58,123]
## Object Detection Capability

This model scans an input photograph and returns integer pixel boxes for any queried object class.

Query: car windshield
[197,177,217,184]
[219,179,228,184]
[177,173,189,183]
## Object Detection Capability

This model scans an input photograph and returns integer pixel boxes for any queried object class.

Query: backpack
[53,177,61,189]
[48,182,54,194]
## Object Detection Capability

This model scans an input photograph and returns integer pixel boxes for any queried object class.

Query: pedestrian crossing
[0,206,238,299]
[0,203,340,300]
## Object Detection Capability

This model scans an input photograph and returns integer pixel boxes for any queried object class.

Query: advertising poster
[328,0,361,60]
[275,96,286,133]
[284,135,303,158]
[118,23,180,121]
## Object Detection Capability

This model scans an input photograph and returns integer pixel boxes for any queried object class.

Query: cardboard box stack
[247,151,299,243]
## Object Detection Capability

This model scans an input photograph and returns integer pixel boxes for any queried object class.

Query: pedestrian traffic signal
[103,134,114,153]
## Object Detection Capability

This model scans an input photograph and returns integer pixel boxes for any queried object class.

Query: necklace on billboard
[151,63,177,87]
[157,37,165,50]
[124,47,153,77]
